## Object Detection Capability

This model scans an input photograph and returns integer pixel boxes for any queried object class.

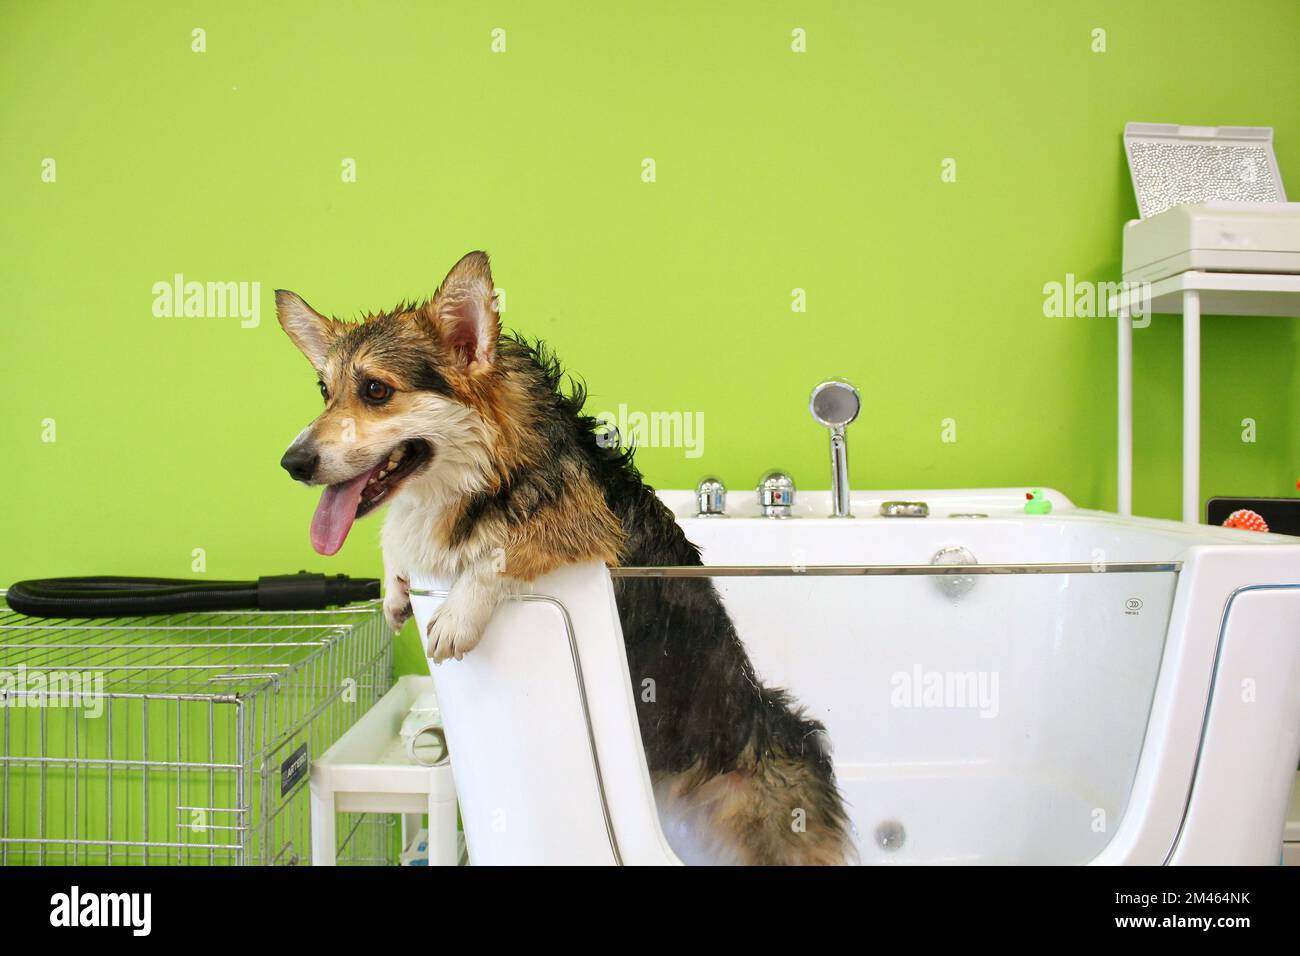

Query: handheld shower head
[809,380,861,430]
[809,380,860,517]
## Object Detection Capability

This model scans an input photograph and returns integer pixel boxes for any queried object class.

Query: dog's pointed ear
[276,290,338,369]
[428,251,499,371]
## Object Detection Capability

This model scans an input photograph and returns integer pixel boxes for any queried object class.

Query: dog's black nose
[280,447,319,482]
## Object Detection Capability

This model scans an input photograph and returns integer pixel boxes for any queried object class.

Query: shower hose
[3,573,380,618]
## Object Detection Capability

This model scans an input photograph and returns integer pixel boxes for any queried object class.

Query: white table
[1111,271,1300,523]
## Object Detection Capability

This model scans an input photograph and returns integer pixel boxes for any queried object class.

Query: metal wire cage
[0,593,394,865]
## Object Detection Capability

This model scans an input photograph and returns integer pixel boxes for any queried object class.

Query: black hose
[3,573,380,618]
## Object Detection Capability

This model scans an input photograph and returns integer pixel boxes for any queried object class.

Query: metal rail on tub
[608,562,1181,577]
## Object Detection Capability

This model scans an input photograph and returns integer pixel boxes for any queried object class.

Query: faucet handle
[757,470,796,518]
[695,476,727,517]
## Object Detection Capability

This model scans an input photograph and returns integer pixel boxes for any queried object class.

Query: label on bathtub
[1125,598,1144,615]
[281,742,309,797]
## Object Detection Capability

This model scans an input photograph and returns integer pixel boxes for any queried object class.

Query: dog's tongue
[310,471,372,556]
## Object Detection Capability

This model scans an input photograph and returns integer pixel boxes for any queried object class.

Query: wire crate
[0,594,393,865]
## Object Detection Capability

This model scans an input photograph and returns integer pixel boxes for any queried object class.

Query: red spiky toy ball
[1223,509,1269,533]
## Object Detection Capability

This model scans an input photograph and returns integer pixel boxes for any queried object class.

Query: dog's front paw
[383,574,412,633]
[425,604,486,663]
[384,597,412,634]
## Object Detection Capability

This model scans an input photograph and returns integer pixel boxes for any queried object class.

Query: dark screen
[1206,497,1300,537]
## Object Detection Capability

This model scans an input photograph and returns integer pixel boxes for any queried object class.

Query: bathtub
[410,488,1300,865]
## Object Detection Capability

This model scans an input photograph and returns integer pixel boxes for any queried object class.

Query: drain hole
[875,819,906,851]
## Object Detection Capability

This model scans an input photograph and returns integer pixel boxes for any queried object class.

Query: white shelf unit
[1111,271,1300,523]
[310,675,460,866]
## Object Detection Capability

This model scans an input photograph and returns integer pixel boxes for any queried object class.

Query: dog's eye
[364,380,393,403]
[318,381,328,401]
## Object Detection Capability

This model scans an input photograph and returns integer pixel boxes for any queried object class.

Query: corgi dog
[277,252,852,864]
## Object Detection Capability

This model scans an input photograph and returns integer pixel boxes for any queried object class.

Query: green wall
[3,1,1298,675]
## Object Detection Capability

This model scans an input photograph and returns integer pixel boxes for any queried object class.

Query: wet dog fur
[277,251,853,864]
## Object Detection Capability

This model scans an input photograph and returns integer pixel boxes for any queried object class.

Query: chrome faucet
[809,379,860,518]
[757,470,796,518]
[695,476,727,517]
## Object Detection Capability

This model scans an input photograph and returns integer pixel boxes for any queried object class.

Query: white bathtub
[411,488,1300,865]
